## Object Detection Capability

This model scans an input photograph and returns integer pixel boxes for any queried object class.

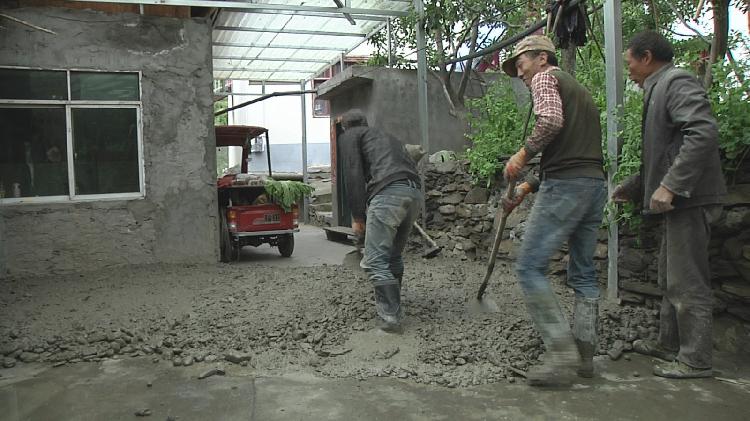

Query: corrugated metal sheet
[212,0,410,82]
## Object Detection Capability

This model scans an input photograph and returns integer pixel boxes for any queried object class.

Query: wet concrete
[1,353,748,421]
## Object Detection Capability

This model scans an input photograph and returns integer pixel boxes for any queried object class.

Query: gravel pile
[0,256,656,386]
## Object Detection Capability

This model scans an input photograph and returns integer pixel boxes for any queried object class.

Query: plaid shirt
[524,66,564,156]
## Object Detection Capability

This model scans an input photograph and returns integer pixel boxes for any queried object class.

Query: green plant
[264,179,315,212]
[708,58,750,183]
[464,81,532,185]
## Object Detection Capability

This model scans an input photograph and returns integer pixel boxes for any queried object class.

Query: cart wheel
[219,210,232,263]
[277,234,294,257]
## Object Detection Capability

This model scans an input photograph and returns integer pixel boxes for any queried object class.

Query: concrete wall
[325,67,494,153]
[0,7,216,276]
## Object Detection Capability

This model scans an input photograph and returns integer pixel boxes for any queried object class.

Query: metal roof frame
[71,0,411,83]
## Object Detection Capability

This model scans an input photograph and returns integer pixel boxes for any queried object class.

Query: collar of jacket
[643,62,674,92]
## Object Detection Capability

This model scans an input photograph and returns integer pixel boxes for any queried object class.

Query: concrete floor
[1,353,749,421]
[234,224,354,267]
[2,225,749,420]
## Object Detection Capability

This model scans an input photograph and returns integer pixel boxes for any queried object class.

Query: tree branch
[457,21,479,101]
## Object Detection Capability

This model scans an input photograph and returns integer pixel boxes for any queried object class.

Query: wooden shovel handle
[476,181,517,300]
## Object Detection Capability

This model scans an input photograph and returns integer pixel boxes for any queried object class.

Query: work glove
[501,182,533,213]
[503,148,529,181]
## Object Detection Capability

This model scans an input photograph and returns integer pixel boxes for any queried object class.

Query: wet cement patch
[1,354,749,421]
[0,359,254,421]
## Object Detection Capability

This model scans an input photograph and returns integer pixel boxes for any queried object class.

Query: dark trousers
[657,205,721,369]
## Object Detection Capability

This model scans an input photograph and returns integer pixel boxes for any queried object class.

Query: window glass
[0,69,67,100]
[71,72,139,101]
[72,108,139,195]
[0,107,69,198]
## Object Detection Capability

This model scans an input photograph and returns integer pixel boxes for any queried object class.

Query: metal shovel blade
[467,295,500,314]
[343,247,363,270]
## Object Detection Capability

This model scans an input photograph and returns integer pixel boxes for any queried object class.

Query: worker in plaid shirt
[499,35,607,386]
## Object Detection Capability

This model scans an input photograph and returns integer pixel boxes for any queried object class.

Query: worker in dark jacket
[339,109,423,333]
[501,35,607,386]
[614,31,727,379]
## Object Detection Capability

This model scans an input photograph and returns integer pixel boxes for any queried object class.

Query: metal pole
[414,0,429,225]
[604,0,623,301]
[300,80,310,224]
[387,18,393,68]
[265,130,272,177]
[340,53,345,73]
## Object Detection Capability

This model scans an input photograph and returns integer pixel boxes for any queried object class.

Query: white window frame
[0,66,145,205]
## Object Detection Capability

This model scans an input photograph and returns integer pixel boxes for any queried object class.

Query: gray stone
[618,249,649,273]
[438,193,463,206]
[721,281,750,301]
[471,204,489,219]
[722,237,745,261]
[594,243,608,260]
[732,258,750,283]
[183,356,194,366]
[464,187,489,204]
[443,183,457,192]
[134,408,151,417]
[225,351,251,364]
[712,258,740,279]
[607,340,625,361]
[0,343,19,356]
[456,206,472,219]
[3,357,16,368]
[19,352,39,363]
[198,367,226,379]
[727,306,750,322]
[620,280,662,297]
[438,205,456,215]
[327,347,352,357]
[426,190,443,197]
[434,161,457,174]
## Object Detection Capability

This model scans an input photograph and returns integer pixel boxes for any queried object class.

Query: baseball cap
[501,35,556,77]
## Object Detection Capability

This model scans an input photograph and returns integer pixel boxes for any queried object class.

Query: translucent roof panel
[212,0,411,82]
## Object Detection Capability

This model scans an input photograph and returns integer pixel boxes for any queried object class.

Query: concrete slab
[233,224,354,267]
[1,353,748,421]
[0,359,254,421]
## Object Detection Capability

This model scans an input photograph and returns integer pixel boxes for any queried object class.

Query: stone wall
[0,7,216,276]
[616,187,750,323]
[422,159,750,323]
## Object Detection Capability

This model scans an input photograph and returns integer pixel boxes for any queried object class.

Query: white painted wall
[227,81,330,169]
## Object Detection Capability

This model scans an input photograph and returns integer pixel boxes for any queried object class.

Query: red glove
[503,148,529,181]
[501,182,533,213]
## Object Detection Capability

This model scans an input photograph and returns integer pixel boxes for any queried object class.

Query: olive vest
[539,69,604,179]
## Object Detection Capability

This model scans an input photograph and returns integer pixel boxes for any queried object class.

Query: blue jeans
[361,180,423,286]
[516,177,607,299]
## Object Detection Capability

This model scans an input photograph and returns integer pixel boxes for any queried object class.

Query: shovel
[412,222,442,258]
[468,181,516,314]
[343,234,364,270]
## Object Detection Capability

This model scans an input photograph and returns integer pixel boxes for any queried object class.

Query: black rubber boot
[572,296,599,378]
[524,292,580,386]
[374,282,403,333]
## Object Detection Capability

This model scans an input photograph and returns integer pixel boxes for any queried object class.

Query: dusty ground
[0,246,655,388]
